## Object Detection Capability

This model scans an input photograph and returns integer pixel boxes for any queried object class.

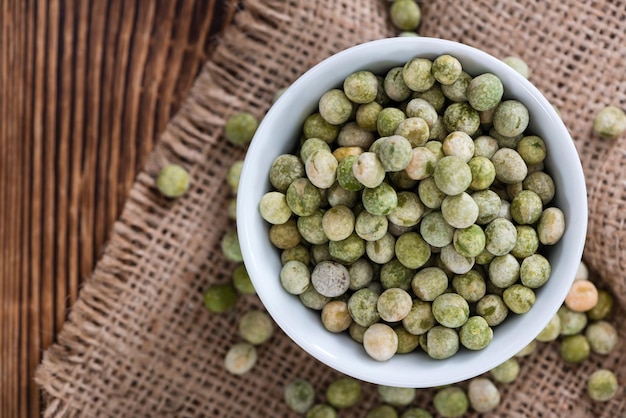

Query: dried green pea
[440,243,475,274]
[587,369,619,402]
[560,334,590,363]
[362,182,398,216]
[157,164,190,198]
[344,70,379,104]
[366,233,396,264]
[489,127,523,149]
[433,156,472,196]
[349,322,368,343]
[403,57,435,92]
[467,73,504,111]
[485,217,517,256]
[378,385,416,406]
[259,191,292,225]
[515,340,538,357]
[224,342,257,375]
[473,135,499,159]
[443,131,475,162]
[587,290,614,320]
[269,218,301,249]
[364,323,398,361]
[520,254,551,288]
[432,54,463,85]
[239,310,274,345]
[303,113,340,143]
[311,260,351,297]
[357,101,384,132]
[585,320,618,355]
[380,258,414,290]
[378,135,413,171]
[418,177,446,209]
[442,192,479,229]
[348,288,380,327]
[426,326,460,360]
[460,316,493,350]
[516,135,546,166]
[353,152,386,188]
[306,404,338,418]
[468,156,496,191]
[329,233,365,264]
[306,149,338,189]
[222,228,243,262]
[327,181,358,207]
[390,0,422,31]
[432,293,470,328]
[558,305,588,336]
[377,108,407,137]
[511,190,543,225]
[349,258,374,290]
[472,190,501,225]
[378,288,413,322]
[299,285,331,310]
[477,294,508,326]
[537,207,565,245]
[402,299,436,335]
[491,148,528,184]
[355,211,389,242]
[453,224,486,258]
[441,71,471,102]
[280,260,311,295]
[225,112,258,145]
[405,98,438,126]
[270,154,305,193]
[405,146,437,180]
[226,160,244,194]
[493,100,529,138]
[284,379,316,414]
[443,102,480,136]
[535,313,561,342]
[319,89,353,125]
[490,357,519,384]
[384,67,412,102]
[503,284,536,314]
[414,83,446,112]
[233,264,256,295]
[336,155,365,192]
[395,231,431,269]
[322,205,355,241]
[468,378,501,413]
[321,300,353,333]
[410,267,448,301]
[511,225,539,259]
[502,56,530,78]
[297,209,328,245]
[389,169,419,190]
[420,211,454,248]
[452,270,486,302]
[522,171,555,205]
[300,137,332,163]
[488,253,520,288]
[203,283,238,313]
[593,105,626,139]
[433,386,468,417]
[367,405,398,418]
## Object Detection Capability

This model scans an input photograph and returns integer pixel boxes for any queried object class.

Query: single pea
[366,233,396,264]
[395,232,431,269]
[489,127,523,149]
[565,279,598,312]
[284,379,316,414]
[467,156,496,191]
[490,357,519,384]
[485,217,517,256]
[348,288,380,327]
[363,323,398,361]
[321,300,353,333]
[585,320,618,355]
[301,137,332,163]
[425,139,445,160]
[225,112,258,145]
[506,181,523,200]
[226,160,244,194]
[322,205,355,241]
[405,146,437,180]
[306,149,338,189]
[357,102,384,132]
[502,56,530,78]
[349,322,368,343]
[522,171,555,205]
[443,102,480,136]
[389,169,419,190]
[433,156,472,196]
[453,224,486,258]
[467,73,504,111]
[511,225,539,259]
[488,254,520,288]
[535,313,561,342]
[297,209,328,245]
[259,192,291,225]
[420,211,454,248]
[156,164,190,198]
[306,404,338,418]
[418,177,446,209]
[516,135,546,166]
[327,181,358,208]
[285,178,322,217]
[311,261,351,297]
[378,288,413,322]
[332,146,364,164]
[362,182,398,216]
[441,192,479,229]
[344,70,379,104]
[452,270,486,302]
[515,340,538,357]
[426,326,460,360]
[329,233,366,264]
[394,326,420,353]
[299,285,332,310]
[233,264,255,295]
[400,408,433,418]
[378,135,413,172]
[281,244,311,267]
[558,305,588,336]
[366,405,398,418]
[270,154,305,193]
[476,294,508,326]
[511,190,543,225]
[443,131,475,162]
[303,113,340,143]
[396,117,430,147]
[475,248,496,265]
[503,284,536,314]
[460,316,493,350]
[227,198,237,220]
[336,155,365,192]
[354,210,389,242]
[472,189,501,225]
[537,207,565,245]
[587,290,614,320]
[433,386,468,417]
[390,0,421,30]
[480,108,496,126]
[441,71,471,102]
[432,293,470,328]
[375,74,391,106]
[431,55,462,86]
[467,378,501,413]
[473,135,500,159]
[319,89,353,125]
[203,283,238,313]
[560,334,590,363]
[491,148,528,184]
[413,83,446,112]
[239,310,274,345]
[384,67,412,102]
[520,254,551,288]
[378,108,407,137]
[378,385,416,407]
[224,342,257,375]
[349,258,374,290]
[353,152,386,188]
[269,218,301,249]
[280,260,311,295]
[428,118,448,141]
[402,299,436,335]
[493,100,529,138]
[403,57,435,92]
[593,105,626,139]
[439,244,475,274]
[587,369,619,402]
[221,228,243,261]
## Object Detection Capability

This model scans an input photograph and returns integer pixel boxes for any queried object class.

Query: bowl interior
[237,37,587,388]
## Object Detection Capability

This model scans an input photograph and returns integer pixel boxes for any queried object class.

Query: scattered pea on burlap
[37,1,626,417]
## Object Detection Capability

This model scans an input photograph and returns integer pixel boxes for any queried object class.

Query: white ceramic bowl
[237,37,587,388]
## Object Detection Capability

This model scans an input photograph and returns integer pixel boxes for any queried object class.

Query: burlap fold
[37,1,625,417]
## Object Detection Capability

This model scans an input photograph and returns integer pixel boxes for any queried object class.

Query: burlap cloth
[36,1,626,416]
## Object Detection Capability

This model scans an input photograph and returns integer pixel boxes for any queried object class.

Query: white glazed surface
[237,37,587,388]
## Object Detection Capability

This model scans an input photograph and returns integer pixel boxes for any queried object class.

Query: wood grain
[0,1,235,416]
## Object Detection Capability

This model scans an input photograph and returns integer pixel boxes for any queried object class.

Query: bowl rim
[237,36,588,388]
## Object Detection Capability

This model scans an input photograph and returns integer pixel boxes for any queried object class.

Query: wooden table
[0,1,234,415]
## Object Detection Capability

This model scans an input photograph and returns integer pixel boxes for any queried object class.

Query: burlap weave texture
[37,1,626,417]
